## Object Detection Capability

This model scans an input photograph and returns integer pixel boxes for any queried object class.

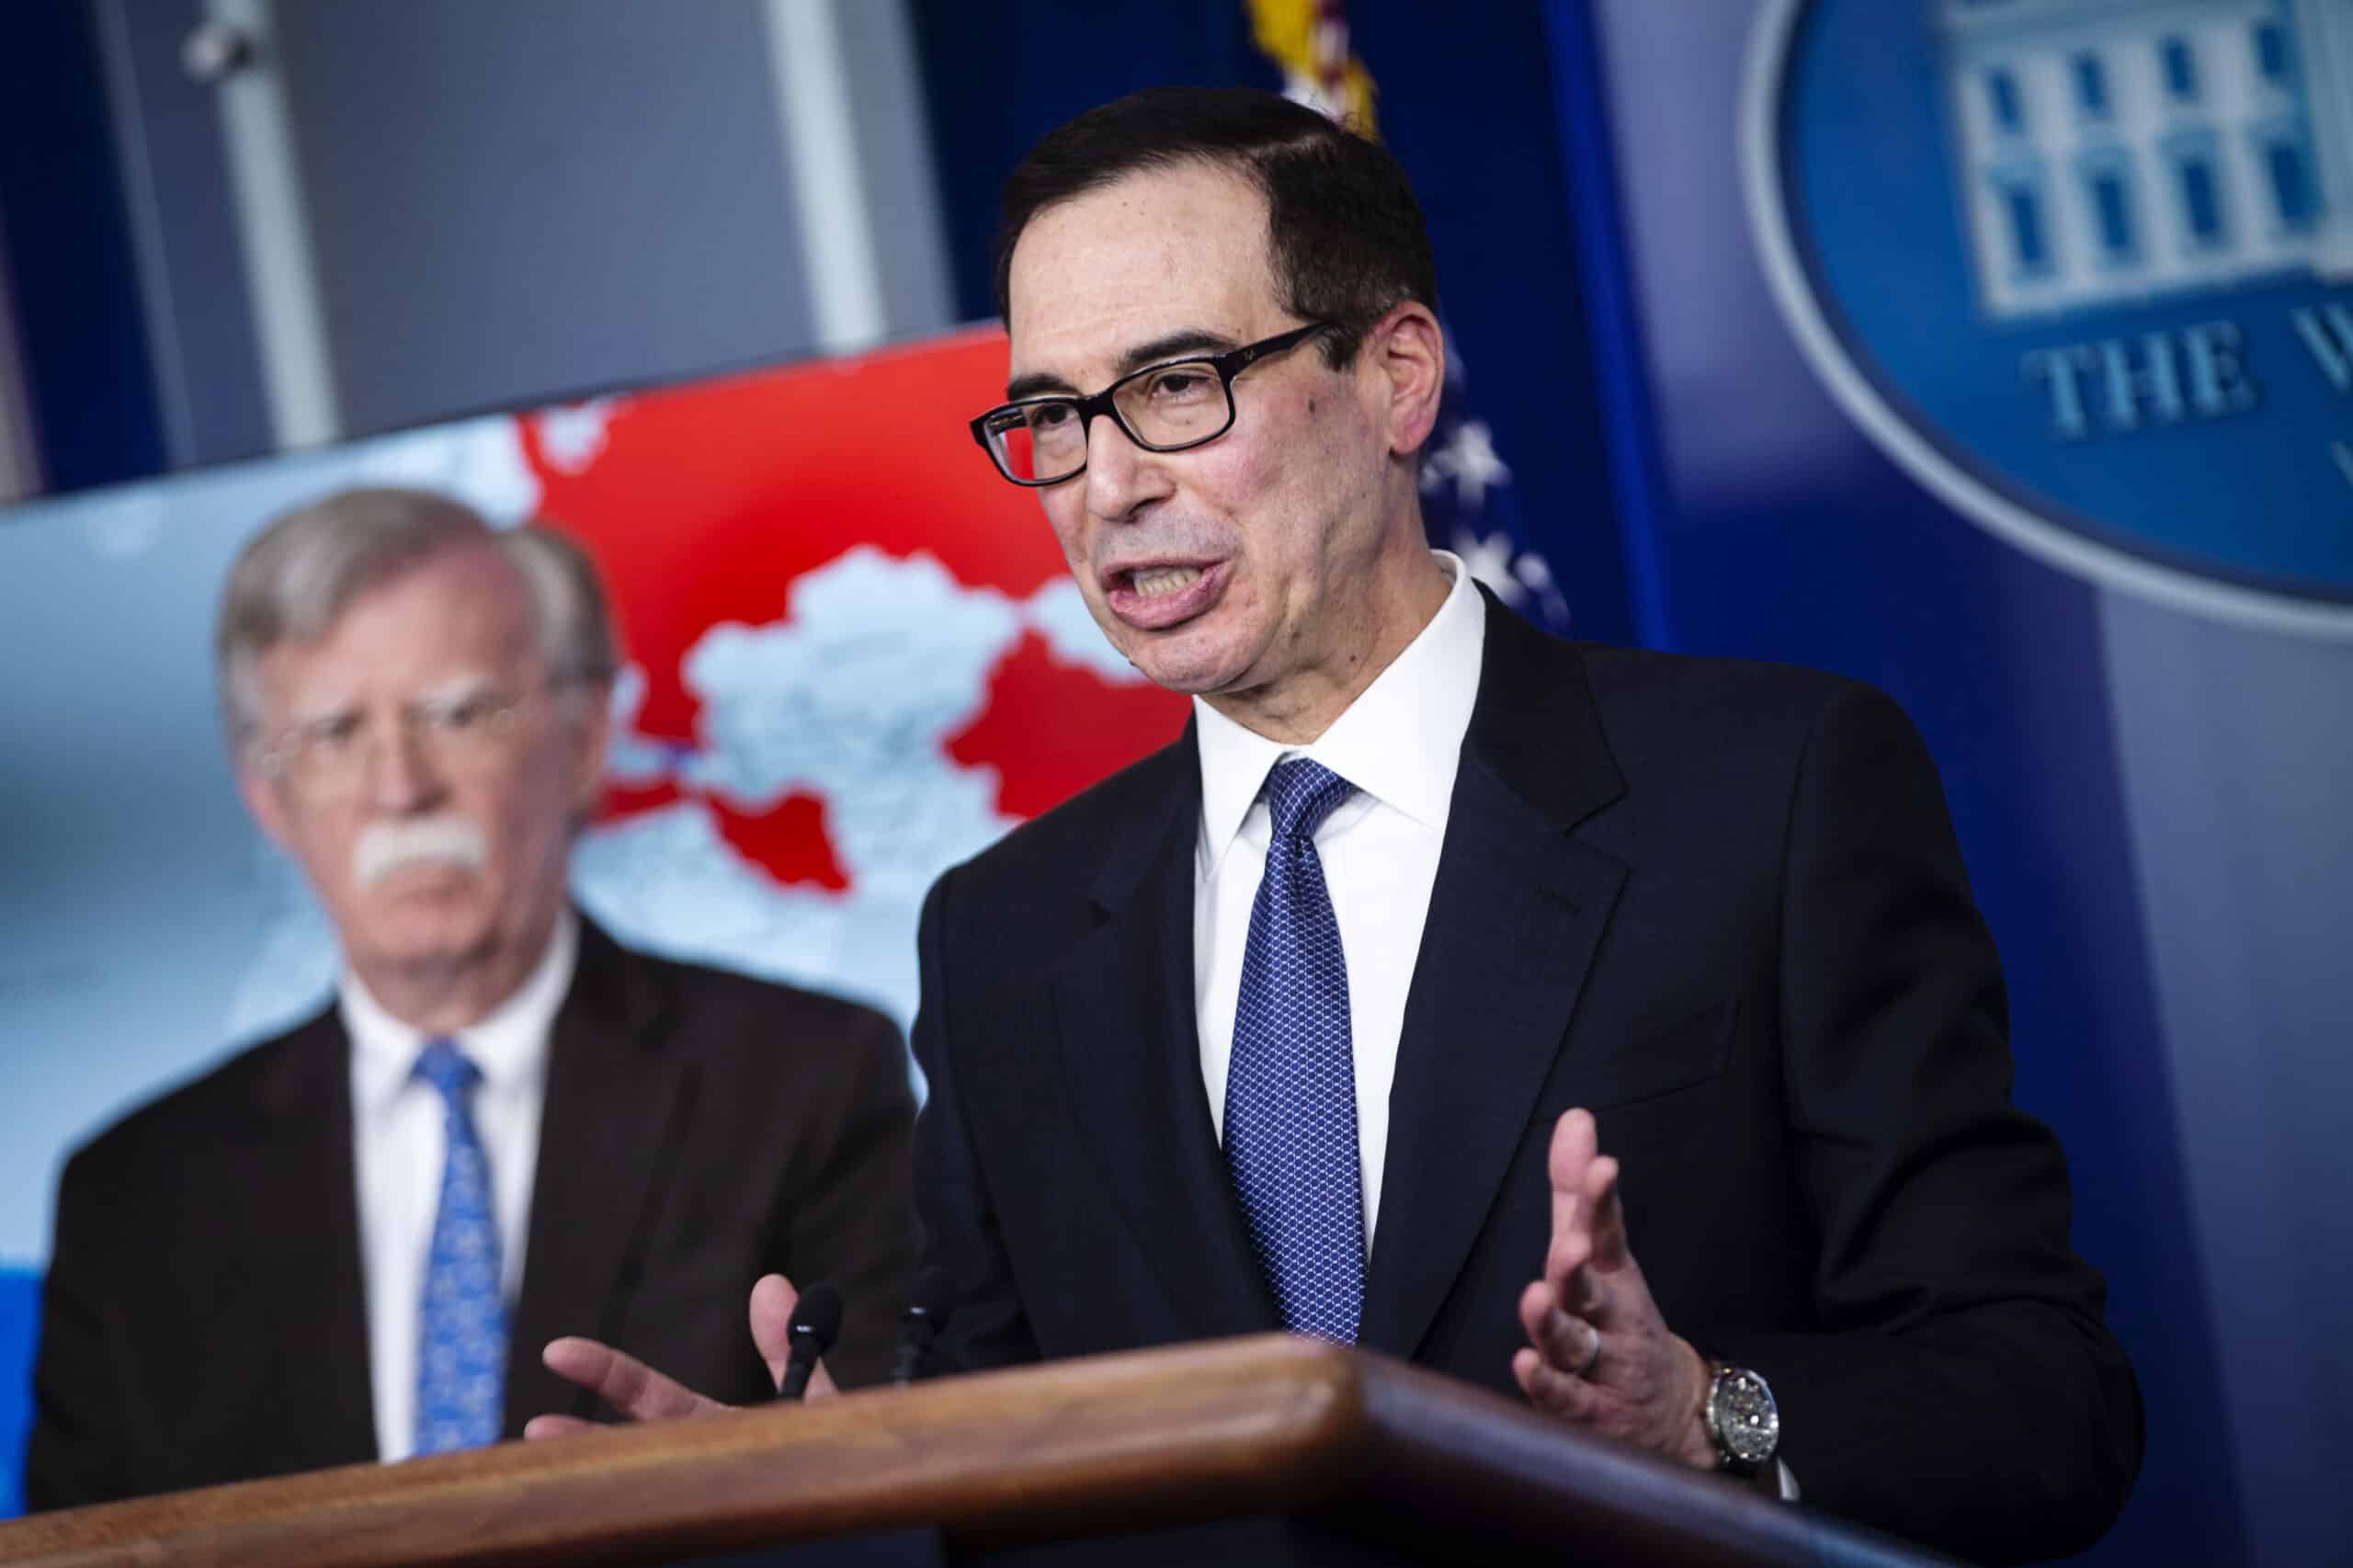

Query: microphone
[892,1266,958,1386]
[776,1282,842,1402]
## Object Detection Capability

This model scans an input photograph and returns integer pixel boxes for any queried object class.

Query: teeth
[1131,566,1202,598]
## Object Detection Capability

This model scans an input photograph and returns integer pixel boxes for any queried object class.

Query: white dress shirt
[1191,560,1802,1500]
[1192,551,1484,1246]
[341,910,574,1462]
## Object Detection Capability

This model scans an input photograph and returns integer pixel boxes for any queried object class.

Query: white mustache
[353,814,489,889]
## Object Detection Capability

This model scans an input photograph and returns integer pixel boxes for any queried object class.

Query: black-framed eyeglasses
[969,322,1334,487]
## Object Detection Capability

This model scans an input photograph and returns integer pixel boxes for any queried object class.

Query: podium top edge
[0,1335,1954,1568]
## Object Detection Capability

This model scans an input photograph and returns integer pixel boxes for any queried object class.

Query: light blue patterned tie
[413,1038,506,1455]
[1224,757,1366,1344]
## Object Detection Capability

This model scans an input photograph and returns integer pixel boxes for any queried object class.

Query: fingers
[1518,1277,1555,1349]
[1540,1301,1602,1375]
[1545,1110,1614,1316]
[1548,1107,1598,1190]
[1518,1276,1603,1419]
[1543,1106,1599,1252]
[1522,1115,1697,1459]
[749,1274,800,1391]
[1513,1346,1602,1419]
[540,1336,726,1424]
[530,1276,825,1435]
[1586,1154,1629,1270]
[748,1273,840,1401]
[1547,1108,1632,1328]
[1546,1108,1597,1277]
[1518,1278,1601,1375]
[1558,1250,1605,1321]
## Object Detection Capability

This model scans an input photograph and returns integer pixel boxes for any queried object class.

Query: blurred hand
[1512,1109,1715,1470]
[523,1273,835,1438]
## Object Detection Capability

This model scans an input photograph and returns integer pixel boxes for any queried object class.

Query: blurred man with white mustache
[352,813,490,894]
[25,487,915,1509]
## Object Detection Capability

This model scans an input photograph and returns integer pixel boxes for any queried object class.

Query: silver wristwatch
[1703,1361,1780,1475]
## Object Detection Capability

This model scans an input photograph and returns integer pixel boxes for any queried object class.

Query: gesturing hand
[1512,1109,1715,1470]
[523,1273,836,1438]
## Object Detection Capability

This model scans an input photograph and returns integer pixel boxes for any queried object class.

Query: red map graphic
[518,329,1190,890]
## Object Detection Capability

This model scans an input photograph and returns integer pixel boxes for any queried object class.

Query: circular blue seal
[1745,0,2353,633]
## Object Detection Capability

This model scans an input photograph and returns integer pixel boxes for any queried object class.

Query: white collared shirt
[1192,562,1803,1501]
[342,910,574,1462]
[1192,551,1485,1246]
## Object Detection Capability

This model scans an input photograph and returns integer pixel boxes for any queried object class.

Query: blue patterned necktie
[413,1038,507,1456]
[1224,757,1367,1344]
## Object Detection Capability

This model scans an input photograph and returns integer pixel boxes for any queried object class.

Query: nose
[365,721,447,813]
[1081,408,1172,524]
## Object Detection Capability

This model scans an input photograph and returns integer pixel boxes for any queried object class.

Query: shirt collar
[1194,551,1486,871]
[343,908,577,1111]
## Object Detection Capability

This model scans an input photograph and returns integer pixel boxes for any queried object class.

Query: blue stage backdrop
[0,1274,30,1517]
[1563,3,2351,1565]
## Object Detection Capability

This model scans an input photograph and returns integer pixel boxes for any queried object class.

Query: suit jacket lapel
[251,1008,379,1467]
[503,917,693,1434]
[1358,596,1630,1358]
[1051,725,1278,1341]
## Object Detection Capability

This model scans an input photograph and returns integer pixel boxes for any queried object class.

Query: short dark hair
[993,86,1439,368]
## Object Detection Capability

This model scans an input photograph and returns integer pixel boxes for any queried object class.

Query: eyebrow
[283,673,498,726]
[284,692,359,728]
[413,673,501,709]
[1004,327,1241,402]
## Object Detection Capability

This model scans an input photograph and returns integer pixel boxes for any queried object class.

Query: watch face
[1711,1368,1780,1467]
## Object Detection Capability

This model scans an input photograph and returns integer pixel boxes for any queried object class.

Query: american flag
[1247,0,1573,633]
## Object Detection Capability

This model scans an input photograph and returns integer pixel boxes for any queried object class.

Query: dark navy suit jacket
[909,589,2142,1564]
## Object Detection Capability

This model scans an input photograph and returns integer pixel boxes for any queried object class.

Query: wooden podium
[0,1336,1953,1567]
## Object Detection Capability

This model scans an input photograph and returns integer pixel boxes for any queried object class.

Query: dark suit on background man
[26,918,914,1510]
[913,591,2142,1563]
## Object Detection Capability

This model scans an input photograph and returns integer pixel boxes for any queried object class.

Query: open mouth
[1128,565,1202,599]
[1102,559,1228,631]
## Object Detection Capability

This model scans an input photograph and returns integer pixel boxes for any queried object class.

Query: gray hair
[216,486,621,743]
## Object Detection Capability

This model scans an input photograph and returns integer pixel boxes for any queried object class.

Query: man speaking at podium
[25,490,915,1508]
[539,89,2142,1562]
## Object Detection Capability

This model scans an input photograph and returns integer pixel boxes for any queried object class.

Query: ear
[1367,302,1446,460]
[236,756,297,853]
[565,682,614,824]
